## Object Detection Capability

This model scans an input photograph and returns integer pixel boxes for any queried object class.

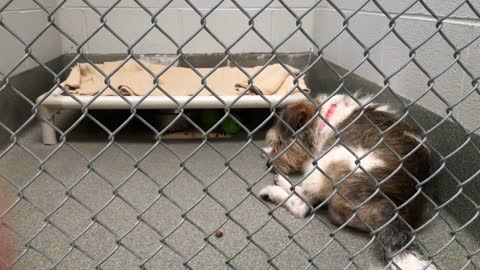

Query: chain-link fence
[0,0,479,269]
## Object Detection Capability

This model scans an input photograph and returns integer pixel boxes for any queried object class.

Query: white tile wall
[234,0,318,9]
[1,0,57,10]
[53,0,321,54]
[318,0,480,19]
[271,8,315,53]
[1,0,479,133]
[315,2,480,133]
[1,0,316,75]
[55,5,304,54]
[313,8,388,84]
[0,18,32,75]
[57,8,88,53]
[81,8,182,54]
[0,9,61,75]
[313,8,343,64]
[458,27,480,132]
[61,0,229,10]
[338,11,389,84]
[383,18,470,116]
[419,0,480,19]
[180,8,272,53]
[318,0,425,15]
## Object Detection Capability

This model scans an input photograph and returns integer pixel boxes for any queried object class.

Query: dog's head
[265,94,360,174]
[265,100,318,174]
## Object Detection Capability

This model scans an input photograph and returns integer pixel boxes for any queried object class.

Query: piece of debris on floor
[215,229,224,238]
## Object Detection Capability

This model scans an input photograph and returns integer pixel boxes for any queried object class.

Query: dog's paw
[259,186,274,202]
[273,174,291,191]
[273,175,280,185]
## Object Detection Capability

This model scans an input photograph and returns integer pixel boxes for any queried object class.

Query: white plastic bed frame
[37,88,307,145]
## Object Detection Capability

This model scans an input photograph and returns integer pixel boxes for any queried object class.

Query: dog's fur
[260,94,435,269]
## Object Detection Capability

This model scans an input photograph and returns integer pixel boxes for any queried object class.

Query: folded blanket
[234,64,308,95]
[64,60,166,96]
[64,59,310,96]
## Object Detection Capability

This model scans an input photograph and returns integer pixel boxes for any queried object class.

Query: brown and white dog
[259,94,435,270]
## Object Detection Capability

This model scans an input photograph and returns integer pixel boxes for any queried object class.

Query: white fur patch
[375,104,395,114]
[391,252,436,270]
[315,146,385,172]
[274,175,294,192]
[261,147,273,159]
[320,96,359,133]
[404,132,423,144]
[259,185,288,203]
[353,148,386,172]
[357,95,373,106]
[317,94,400,144]
[259,184,309,218]
[355,93,396,114]
[299,146,385,200]
[262,146,273,153]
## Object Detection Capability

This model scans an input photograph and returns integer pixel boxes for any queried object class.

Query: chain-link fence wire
[0,0,480,269]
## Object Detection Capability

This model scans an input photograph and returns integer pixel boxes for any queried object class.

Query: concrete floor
[0,115,479,270]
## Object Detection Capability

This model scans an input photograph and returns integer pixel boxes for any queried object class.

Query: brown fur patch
[267,101,318,174]
[304,160,352,204]
[270,141,309,174]
[282,101,316,131]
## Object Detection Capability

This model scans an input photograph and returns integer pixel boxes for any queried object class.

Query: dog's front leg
[259,175,310,218]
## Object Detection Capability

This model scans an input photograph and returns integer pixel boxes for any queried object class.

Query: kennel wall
[0,0,479,269]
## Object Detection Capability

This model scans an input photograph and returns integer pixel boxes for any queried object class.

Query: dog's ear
[283,101,315,130]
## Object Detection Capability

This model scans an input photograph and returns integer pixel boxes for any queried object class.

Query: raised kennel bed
[37,87,307,144]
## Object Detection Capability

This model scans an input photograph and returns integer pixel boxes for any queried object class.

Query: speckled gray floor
[0,114,478,270]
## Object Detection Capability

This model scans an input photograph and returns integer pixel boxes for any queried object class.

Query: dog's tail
[377,219,436,270]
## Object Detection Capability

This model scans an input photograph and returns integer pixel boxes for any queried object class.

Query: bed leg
[38,106,58,145]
